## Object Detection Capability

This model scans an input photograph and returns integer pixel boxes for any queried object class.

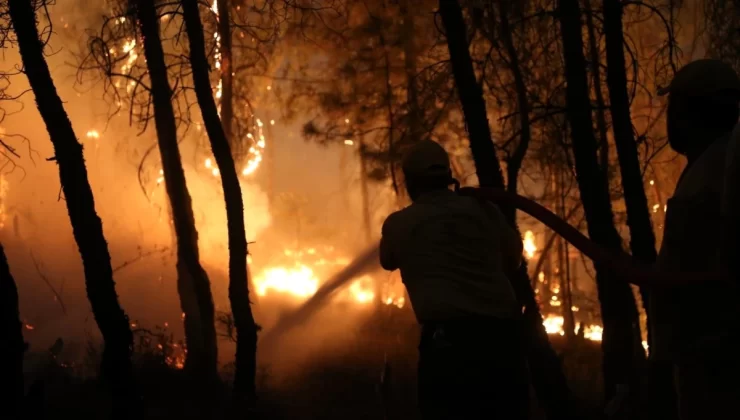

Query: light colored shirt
[380,189,521,323]
[652,132,740,361]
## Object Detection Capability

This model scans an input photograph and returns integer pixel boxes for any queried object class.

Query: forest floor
[21,309,608,419]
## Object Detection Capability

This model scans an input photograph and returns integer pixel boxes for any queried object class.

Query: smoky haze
[1,1,398,378]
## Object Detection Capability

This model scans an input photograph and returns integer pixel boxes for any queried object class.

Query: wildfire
[523,230,537,259]
[252,247,402,307]
[199,117,266,178]
[541,314,649,351]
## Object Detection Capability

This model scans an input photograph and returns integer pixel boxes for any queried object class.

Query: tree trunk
[358,140,372,244]
[132,0,219,385]
[602,0,656,312]
[9,0,134,407]
[602,0,675,415]
[182,0,259,402]
[496,0,533,223]
[557,0,644,399]
[439,1,575,417]
[216,0,236,156]
[400,0,422,146]
[438,0,502,189]
[0,242,24,415]
[583,2,611,180]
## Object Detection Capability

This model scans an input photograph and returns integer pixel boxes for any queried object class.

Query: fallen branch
[112,246,170,274]
[30,251,66,315]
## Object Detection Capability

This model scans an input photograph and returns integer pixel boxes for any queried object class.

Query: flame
[198,117,267,178]
[255,264,319,298]
[523,230,536,259]
[253,247,399,307]
[542,314,610,343]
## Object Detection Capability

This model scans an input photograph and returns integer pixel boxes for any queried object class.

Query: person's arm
[380,215,399,271]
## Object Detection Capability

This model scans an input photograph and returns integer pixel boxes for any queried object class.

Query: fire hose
[458,186,732,289]
[260,187,731,346]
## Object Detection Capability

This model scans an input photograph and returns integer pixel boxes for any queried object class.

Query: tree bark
[132,0,219,385]
[181,0,258,402]
[496,0,533,223]
[400,0,422,146]
[0,242,24,415]
[9,0,133,406]
[439,1,575,417]
[557,0,644,399]
[216,0,236,157]
[602,0,656,309]
[583,2,611,179]
[602,0,675,415]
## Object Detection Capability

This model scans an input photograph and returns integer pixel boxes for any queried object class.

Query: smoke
[0,2,402,379]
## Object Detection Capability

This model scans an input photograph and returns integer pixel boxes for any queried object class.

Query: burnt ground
[20,308,607,419]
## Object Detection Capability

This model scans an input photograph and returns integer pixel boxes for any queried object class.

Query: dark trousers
[418,317,530,420]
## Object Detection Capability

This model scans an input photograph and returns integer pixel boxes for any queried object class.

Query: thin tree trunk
[216,0,236,156]
[602,0,656,311]
[359,139,372,244]
[182,0,258,402]
[9,0,134,409]
[0,242,24,415]
[400,0,422,145]
[132,0,219,385]
[557,0,644,399]
[584,2,611,177]
[602,0,674,415]
[439,1,574,418]
[497,0,532,223]
[438,0,502,189]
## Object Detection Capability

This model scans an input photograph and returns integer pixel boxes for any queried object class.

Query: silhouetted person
[653,59,740,419]
[379,140,529,419]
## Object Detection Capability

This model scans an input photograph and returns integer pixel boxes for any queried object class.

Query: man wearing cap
[379,140,529,419]
[653,58,740,419]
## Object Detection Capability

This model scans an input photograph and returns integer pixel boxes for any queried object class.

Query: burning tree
[78,0,284,396]
[126,0,220,387]
[3,0,134,411]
